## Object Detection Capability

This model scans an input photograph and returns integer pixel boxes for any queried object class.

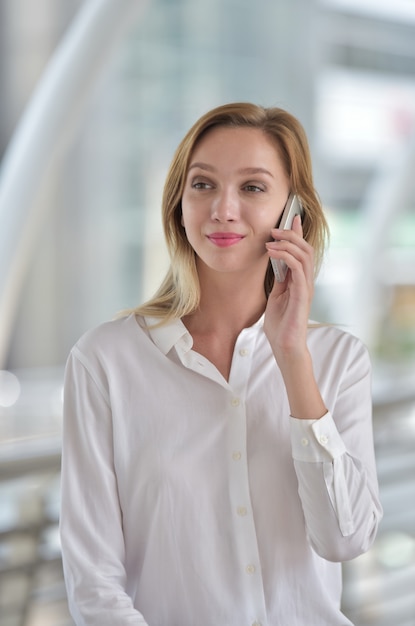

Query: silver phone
[270,193,304,282]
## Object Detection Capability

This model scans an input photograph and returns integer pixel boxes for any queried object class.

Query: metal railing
[1,392,414,625]
[0,438,71,626]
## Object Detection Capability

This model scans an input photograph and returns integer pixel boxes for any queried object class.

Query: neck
[185,266,267,335]
[182,265,268,382]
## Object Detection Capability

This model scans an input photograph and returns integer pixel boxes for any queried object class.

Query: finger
[267,232,311,258]
[266,239,314,285]
[292,213,303,236]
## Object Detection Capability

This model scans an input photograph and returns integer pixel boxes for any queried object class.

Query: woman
[60,102,382,626]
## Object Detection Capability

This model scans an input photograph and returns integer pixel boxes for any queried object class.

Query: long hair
[132,102,329,324]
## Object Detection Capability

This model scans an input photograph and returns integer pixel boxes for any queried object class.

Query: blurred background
[0,0,414,624]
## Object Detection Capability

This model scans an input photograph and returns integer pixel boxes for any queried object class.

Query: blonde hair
[132,102,329,324]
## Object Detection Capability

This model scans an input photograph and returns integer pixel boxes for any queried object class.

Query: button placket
[225,324,267,624]
[226,393,265,619]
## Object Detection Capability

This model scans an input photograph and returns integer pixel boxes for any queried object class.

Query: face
[181,126,290,278]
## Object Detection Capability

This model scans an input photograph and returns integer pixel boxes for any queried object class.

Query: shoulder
[76,313,139,344]
[69,314,148,366]
[307,323,371,371]
[308,322,367,349]
[65,315,152,393]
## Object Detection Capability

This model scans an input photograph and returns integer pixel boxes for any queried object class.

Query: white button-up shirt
[60,314,382,626]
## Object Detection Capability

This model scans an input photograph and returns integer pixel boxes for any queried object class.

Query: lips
[207,232,245,247]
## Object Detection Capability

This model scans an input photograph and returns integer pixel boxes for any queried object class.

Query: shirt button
[319,435,329,445]
[231,397,240,407]
[239,348,249,356]
[237,506,247,516]
[301,437,309,447]
[246,563,256,575]
[232,451,242,461]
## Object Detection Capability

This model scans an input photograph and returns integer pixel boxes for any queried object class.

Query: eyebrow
[187,162,275,178]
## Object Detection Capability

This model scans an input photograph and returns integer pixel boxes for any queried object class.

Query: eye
[243,183,265,193]
[190,177,214,190]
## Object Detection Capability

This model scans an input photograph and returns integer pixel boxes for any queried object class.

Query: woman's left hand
[263,215,315,362]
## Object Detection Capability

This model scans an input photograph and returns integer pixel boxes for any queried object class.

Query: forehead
[190,125,284,168]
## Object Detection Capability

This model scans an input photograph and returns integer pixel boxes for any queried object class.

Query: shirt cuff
[290,411,347,462]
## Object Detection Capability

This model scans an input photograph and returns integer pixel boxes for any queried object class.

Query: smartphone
[270,193,304,282]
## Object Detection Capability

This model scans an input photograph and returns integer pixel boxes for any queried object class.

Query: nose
[211,188,240,222]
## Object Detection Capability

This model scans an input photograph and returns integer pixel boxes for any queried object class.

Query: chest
[111,352,294,527]
[190,334,236,381]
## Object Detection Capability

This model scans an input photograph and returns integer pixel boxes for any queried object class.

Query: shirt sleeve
[60,347,149,626]
[289,341,383,563]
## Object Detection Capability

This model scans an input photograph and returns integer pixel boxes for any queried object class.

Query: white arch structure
[0,0,414,369]
[353,129,415,347]
[0,0,147,368]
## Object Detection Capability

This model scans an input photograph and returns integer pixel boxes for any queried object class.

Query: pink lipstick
[207,232,244,248]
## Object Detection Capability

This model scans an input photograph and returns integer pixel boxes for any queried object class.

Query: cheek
[180,202,201,231]
[254,209,281,233]
[180,212,191,233]
[254,215,281,246]
[180,203,189,229]
[179,210,199,245]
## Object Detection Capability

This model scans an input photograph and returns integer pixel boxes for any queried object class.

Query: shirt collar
[144,313,265,355]
[144,316,193,355]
